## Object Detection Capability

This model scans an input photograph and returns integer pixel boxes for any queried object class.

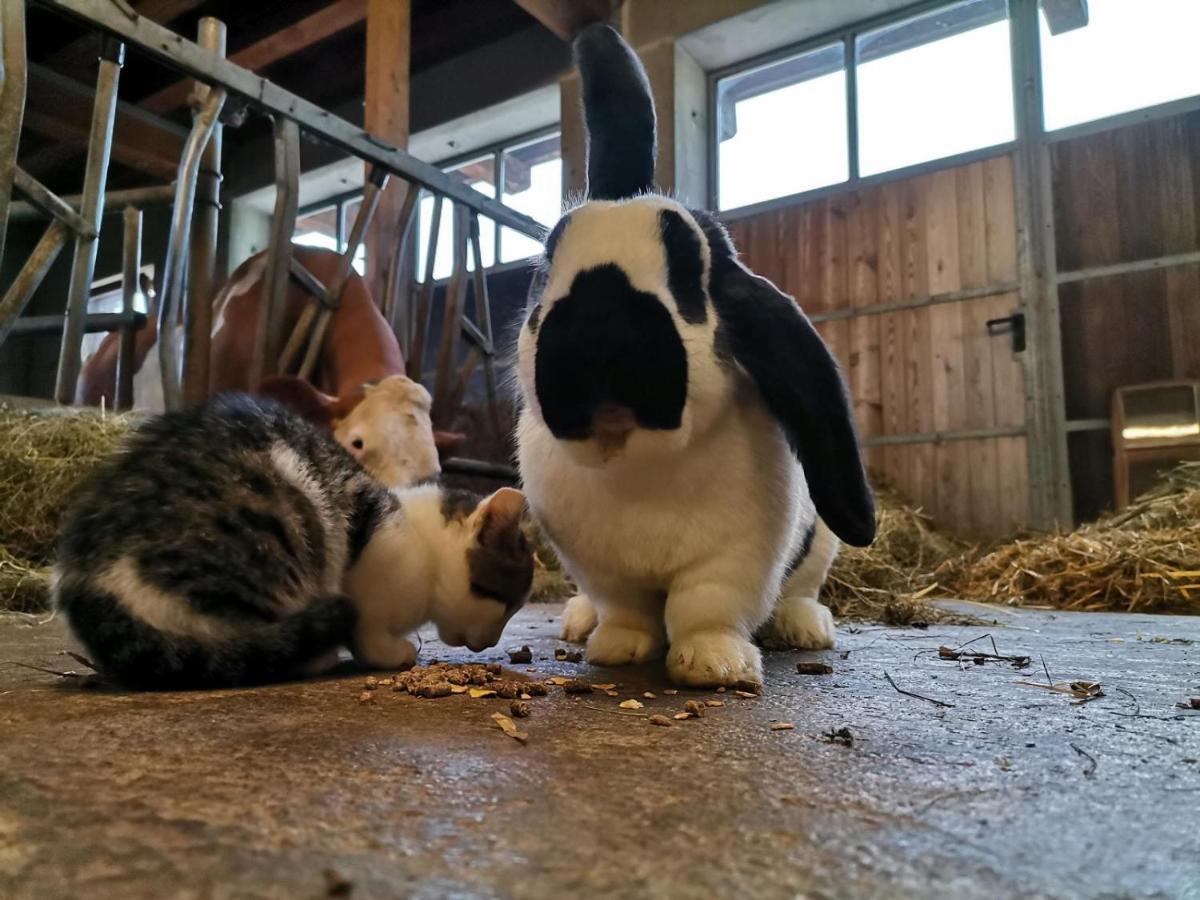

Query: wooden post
[363,0,410,307]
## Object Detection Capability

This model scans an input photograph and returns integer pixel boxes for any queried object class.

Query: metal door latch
[986,312,1026,353]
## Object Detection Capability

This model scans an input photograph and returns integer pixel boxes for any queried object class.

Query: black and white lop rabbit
[514,24,876,687]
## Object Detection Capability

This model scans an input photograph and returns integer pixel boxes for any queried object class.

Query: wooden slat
[512,0,617,41]
[140,0,368,114]
[38,0,204,76]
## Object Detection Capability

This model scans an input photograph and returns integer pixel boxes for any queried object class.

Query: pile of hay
[824,483,970,624]
[949,463,1200,614]
[523,518,576,603]
[0,404,134,610]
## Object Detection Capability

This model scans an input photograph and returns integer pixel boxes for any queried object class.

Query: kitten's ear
[474,488,528,551]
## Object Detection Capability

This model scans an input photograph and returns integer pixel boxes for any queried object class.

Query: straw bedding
[1,401,1196,618]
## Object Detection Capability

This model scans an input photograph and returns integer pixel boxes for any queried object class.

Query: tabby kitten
[54,394,532,689]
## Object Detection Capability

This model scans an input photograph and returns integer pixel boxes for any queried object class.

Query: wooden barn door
[727,154,1029,537]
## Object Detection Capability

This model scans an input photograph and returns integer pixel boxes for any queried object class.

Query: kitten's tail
[57,581,355,690]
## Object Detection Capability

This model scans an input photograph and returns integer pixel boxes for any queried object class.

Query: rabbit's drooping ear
[574,23,656,201]
[712,264,877,547]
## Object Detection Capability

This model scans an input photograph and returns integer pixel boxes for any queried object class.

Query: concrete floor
[0,603,1197,900]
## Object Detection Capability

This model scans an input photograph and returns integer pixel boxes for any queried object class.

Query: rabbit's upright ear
[574,23,656,200]
[712,263,876,547]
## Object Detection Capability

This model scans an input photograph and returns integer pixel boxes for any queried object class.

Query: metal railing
[1,0,543,443]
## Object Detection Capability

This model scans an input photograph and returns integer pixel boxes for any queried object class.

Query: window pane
[417,156,496,282]
[856,0,1013,177]
[716,42,848,211]
[500,132,562,263]
[341,198,367,275]
[293,204,338,252]
[1041,0,1200,131]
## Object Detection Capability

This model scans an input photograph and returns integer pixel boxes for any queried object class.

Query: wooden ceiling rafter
[510,0,620,41]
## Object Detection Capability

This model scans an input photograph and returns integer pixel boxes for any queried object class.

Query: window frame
[708,0,1200,220]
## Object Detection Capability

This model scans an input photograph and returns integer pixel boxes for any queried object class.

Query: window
[716,43,848,211]
[416,130,561,282]
[1040,0,1200,131]
[293,197,366,275]
[856,0,1013,176]
[712,0,1014,211]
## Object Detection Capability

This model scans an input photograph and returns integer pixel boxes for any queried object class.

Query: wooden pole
[363,0,410,308]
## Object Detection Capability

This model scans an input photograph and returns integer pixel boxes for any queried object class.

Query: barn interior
[0,1,1198,897]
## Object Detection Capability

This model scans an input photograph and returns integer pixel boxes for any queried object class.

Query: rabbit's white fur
[516,197,839,686]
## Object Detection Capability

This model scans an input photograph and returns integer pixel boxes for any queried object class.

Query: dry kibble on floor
[592,683,617,691]
[525,682,549,696]
[716,687,726,694]
[796,662,834,675]
[486,663,503,675]
[510,700,531,718]
[619,699,644,710]
[770,722,795,731]
[563,679,594,694]
[358,691,375,704]
[683,700,705,718]
[605,690,620,698]
[378,677,393,687]
[735,690,759,699]
[507,646,533,664]
[417,682,453,699]
[705,699,725,708]
[734,680,763,695]
[648,714,673,727]
[364,676,379,690]
[673,712,692,720]
[495,682,520,700]
[643,692,656,699]
[664,689,679,696]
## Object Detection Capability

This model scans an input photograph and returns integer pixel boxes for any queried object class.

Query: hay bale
[0,546,51,612]
[823,483,971,624]
[522,517,576,603]
[0,404,134,564]
[949,462,1200,614]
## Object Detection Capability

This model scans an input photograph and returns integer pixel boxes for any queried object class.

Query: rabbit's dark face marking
[518,197,728,467]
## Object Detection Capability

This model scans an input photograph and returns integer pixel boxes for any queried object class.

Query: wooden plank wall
[1050,109,1200,521]
[725,155,1027,537]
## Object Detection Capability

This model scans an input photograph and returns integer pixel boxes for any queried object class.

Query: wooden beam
[21,63,185,179]
[512,0,619,41]
[140,0,368,114]
[363,0,410,308]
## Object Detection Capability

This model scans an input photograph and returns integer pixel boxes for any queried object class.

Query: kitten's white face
[334,376,440,488]
[431,488,533,652]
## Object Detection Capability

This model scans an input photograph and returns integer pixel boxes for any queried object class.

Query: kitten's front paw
[768,597,837,650]
[559,594,598,644]
[355,633,418,670]
[586,622,664,666]
[667,630,762,688]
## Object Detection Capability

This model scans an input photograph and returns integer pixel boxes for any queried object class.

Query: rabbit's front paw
[667,630,762,687]
[559,594,598,644]
[767,597,837,650]
[586,622,664,666]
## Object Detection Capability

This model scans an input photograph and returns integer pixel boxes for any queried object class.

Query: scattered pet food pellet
[592,683,616,691]
[507,646,533,664]
[796,662,834,675]
[605,690,620,698]
[1191,698,1200,710]
[619,699,644,710]
[377,677,394,687]
[770,722,795,731]
[495,682,520,700]
[468,688,497,699]
[683,700,705,718]
[417,682,453,699]
[486,663,503,675]
[648,714,673,727]
[643,692,656,699]
[520,693,532,701]
[525,682,549,696]
[358,691,374,704]
[363,676,379,690]
[554,648,584,662]
[705,700,725,708]
[673,712,693,720]
[664,689,678,696]
[323,867,354,897]
[491,712,528,744]
[447,671,469,686]
[563,679,594,694]
[735,690,759,699]
[716,687,726,694]
[510,700,531,718]
[734,680,763,695]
